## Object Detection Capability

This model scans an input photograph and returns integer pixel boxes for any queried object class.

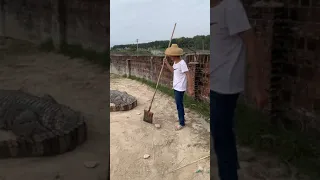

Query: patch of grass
[127,75,209,119]
[235,100,320,178]
[39,39,55,52]
[127,75,320,179]
[38,38,110,69]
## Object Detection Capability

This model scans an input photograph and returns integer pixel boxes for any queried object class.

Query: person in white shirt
[163,44,193,131]
[211,0,267,179]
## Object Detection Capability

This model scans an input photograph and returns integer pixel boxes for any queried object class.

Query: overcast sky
[110,0,209,47]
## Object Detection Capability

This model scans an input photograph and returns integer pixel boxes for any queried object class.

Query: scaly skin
[110,90,137,111]
[0,89,87,157]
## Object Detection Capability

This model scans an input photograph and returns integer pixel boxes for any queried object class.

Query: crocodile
[110,90,137,112]
[0,89,87,158]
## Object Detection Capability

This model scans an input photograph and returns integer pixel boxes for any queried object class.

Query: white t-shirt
[210,0,251,94]
[173,60,189,92]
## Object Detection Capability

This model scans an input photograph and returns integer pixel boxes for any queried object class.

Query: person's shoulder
[180,59,187,64]
[224,0,244,9]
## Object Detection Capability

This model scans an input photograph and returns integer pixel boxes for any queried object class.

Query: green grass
[236,103,320,178]
[39,39,110,69]
[127,75,320,179]
[39,38,55,52]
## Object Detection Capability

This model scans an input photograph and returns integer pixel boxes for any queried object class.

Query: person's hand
[188,86,194,96]
[163,57,168,64]
[253,87,268,109]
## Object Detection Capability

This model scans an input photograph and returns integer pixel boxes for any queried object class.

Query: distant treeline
[111,35,209,50]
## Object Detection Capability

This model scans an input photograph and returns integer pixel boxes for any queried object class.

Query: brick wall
[112,1,319,130]
[110,54,210,102]
[244,1,320,130]
[1,0,108,51]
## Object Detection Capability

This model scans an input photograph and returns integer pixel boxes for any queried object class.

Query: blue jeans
[210,90,240,180]
[174,90,185,126]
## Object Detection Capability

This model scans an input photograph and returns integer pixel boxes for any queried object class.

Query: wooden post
[149,56,154,81]
[126,59,131,78]
[51,0,66,50]
[51,0,60,50]
[0,0,6,45]
[187,56,200,100]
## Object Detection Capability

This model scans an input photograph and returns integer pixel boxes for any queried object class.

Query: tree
[111,35,210,51]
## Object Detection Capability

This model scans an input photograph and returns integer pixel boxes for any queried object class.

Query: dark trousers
[174,90,185,126]
[210,90,240,180]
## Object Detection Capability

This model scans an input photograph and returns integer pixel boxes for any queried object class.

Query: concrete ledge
[0,121,87,158]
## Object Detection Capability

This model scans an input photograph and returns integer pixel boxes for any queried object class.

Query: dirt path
[0,39,109,180]
[110,75,311,180]
[110,74,211,180]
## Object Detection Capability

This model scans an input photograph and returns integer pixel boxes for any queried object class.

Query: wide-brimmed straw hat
[165,44,184,56]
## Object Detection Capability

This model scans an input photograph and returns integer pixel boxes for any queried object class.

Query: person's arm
[181,61,193,95]
[238,29,261,89]
[163,58,174,73]
[225,0,254,62]
[185,71,193,90]
[240,29,267,108]
[225,0,260,87]
[226,0,266,106]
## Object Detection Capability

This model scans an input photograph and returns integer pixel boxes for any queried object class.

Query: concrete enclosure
[110,54,210,102]
[0,0,109,51]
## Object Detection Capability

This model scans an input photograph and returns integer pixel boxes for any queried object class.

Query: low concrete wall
[1,0,109,51]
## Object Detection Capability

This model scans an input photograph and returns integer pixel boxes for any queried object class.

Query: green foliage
[60,43,110,67]
[111,35,210,51]
[38,38,110,69]
[236,101,320,176]
[39,39,55,52]
[111,48,153,56]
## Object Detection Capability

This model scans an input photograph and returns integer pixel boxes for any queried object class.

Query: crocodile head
[44,104,85,133]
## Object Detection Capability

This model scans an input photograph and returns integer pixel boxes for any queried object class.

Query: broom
[143,23,177,124]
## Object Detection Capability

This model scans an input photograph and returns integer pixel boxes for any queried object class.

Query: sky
[110,0,209,47]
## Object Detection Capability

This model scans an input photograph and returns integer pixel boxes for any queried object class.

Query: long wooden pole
[147,23,177,112]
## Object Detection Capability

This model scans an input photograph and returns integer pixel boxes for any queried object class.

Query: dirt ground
[110,75,211,180]
[110,79,310,179]
[0,39,109,180]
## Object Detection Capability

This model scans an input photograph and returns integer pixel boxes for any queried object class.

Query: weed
[39,39,55,52]
[39,38,110,69]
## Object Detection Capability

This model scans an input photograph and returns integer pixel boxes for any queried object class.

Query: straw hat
[165,44,184,56]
